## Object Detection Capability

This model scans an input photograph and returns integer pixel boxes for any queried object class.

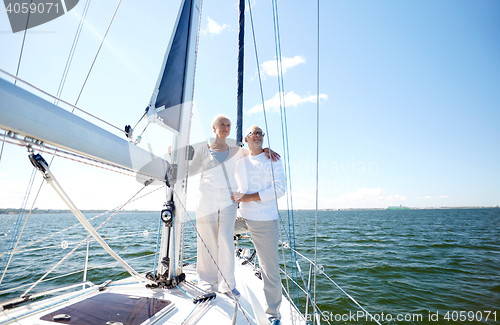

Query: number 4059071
[6,3,59,14]
[444,311,496,322]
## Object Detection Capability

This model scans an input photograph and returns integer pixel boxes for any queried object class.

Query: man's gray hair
[244,125,262,138]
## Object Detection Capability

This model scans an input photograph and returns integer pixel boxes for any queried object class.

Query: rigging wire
[314,0,320,322]
[1,1,96,284]
[0,133,165,285]
[1,230,159,258]
[0,165,37,285]
[271,0,300,309]
[14,0,34,85]
[247,2,311,323]
[133,112,147,131]
[0,254,147,297]
[0,131,5,165]
[74,0,123,107]
[55,0,92,104]
[0,161,48,285]
[0,185,165,257]
[247,1,314,321]
[22,183,151,297]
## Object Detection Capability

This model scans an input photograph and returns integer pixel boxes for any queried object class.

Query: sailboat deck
[0,257,305,325]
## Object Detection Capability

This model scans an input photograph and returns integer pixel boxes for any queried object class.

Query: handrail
[280,244,383,325]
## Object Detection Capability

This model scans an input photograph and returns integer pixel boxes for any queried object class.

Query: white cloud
[337,188,406,203]
[261,56,306,76]
[203,17,229,36]
[247,91,328,115]
[416,195,450,200]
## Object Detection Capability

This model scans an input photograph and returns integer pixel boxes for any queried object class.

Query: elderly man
[231,125,286,325]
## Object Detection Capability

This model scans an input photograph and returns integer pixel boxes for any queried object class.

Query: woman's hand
[231,192,245,203]
[231,192,261,203]
[263,148,280,161]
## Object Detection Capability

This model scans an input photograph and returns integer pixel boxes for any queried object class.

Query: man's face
[245,126,264,150]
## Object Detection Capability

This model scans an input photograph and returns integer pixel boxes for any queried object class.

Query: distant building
[387,205,410,210]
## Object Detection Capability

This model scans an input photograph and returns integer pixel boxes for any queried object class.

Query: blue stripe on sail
[154,0,193,131]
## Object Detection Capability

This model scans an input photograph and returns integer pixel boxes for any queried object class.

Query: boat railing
[278,244,383,325]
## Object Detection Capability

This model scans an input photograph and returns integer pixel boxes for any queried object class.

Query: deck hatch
[40,292,173,325]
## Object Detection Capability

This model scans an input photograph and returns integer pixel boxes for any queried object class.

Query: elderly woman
[189,114,277,297]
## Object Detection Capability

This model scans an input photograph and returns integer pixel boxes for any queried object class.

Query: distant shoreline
[0,206,498,214]
[317,206,500,211]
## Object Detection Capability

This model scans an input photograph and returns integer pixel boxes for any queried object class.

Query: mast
[146,0,202,284]
[236,0,245,146]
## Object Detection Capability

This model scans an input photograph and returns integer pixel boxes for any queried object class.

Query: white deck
[0,257,306,325]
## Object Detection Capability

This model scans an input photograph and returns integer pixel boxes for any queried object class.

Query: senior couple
[188,114,285,325]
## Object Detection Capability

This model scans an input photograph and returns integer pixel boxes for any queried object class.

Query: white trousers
[196,185,237,292]
[235,217,282,320]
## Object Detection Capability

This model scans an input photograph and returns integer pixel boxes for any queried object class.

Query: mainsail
[147,0,200,133]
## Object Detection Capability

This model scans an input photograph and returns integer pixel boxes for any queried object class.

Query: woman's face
[213,118,231,138]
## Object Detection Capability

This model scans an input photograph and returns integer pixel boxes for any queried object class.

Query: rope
[0,133,163,288]
[74,0,123,107]
[2,184,164,257]
[21,183,150,297]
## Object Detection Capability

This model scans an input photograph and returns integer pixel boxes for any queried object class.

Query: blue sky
[0,0,499,210]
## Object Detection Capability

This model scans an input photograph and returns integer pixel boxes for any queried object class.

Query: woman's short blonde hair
[211,114,231,133]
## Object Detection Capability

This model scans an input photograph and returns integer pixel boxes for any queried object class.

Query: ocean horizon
[1,208,499,324]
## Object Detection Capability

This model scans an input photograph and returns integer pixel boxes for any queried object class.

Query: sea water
[0,208,499,324]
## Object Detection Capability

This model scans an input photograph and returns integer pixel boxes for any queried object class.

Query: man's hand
[231,192,261,203]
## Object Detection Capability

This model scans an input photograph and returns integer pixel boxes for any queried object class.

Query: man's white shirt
[235,152,286,221]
